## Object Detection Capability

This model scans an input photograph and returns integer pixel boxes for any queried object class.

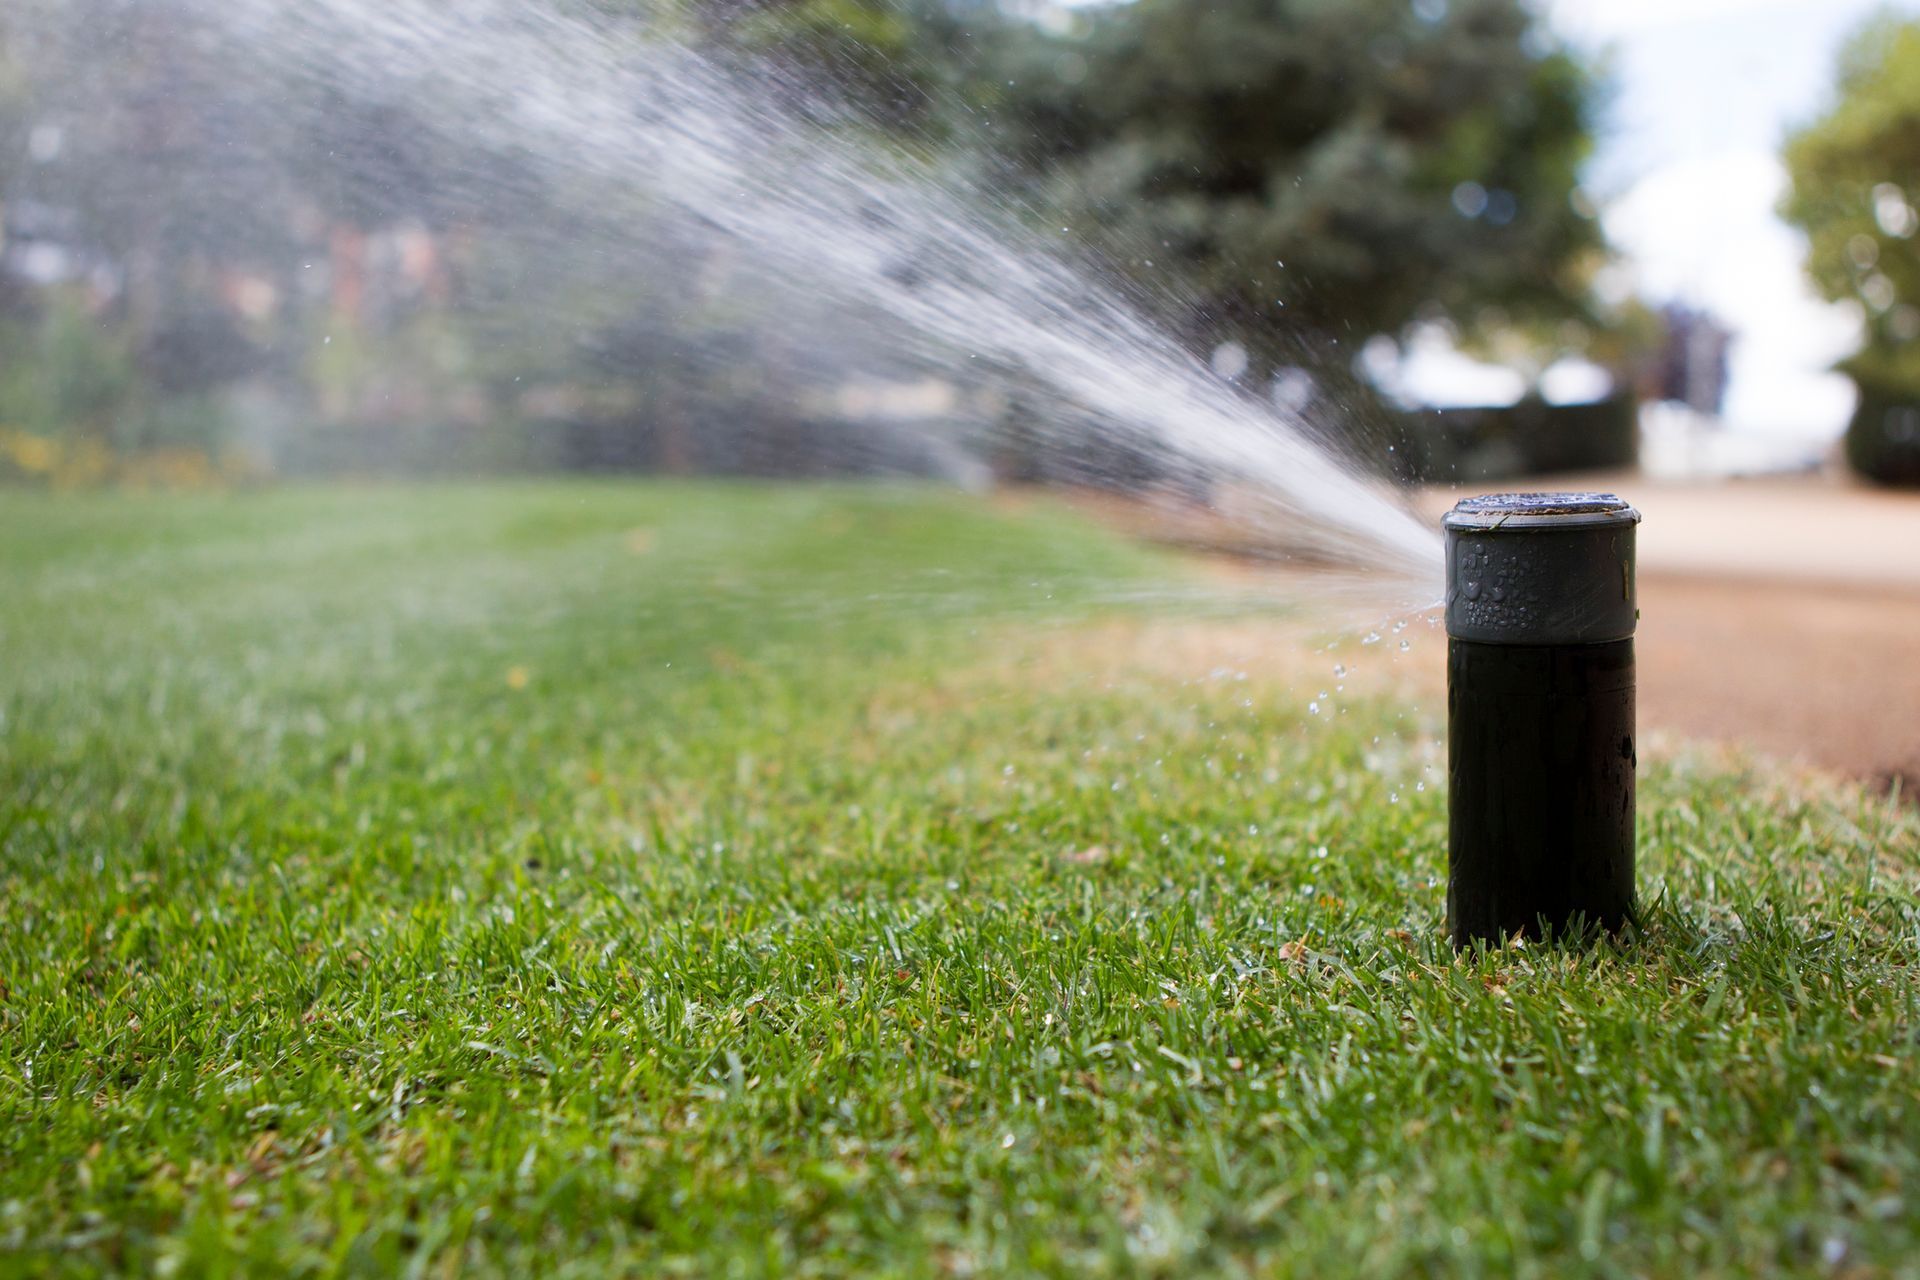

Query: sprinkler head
[1443,492,1640,947]
[1443,492,1640,644]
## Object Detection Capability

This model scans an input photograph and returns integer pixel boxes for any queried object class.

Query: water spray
[1443,493,1640,946]
[193,0,1441,580]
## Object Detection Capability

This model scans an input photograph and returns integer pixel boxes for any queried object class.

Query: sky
[1549,0,1919,439]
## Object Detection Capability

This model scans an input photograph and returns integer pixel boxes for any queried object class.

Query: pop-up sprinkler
[1443,493,1641,946]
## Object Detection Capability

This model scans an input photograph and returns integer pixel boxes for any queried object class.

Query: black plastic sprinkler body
[1443,492,1641,947]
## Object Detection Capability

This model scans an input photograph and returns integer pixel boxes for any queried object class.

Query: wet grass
[2,482,1917,1278]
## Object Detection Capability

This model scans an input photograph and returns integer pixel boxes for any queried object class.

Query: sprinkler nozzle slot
[1443,492,1640,947]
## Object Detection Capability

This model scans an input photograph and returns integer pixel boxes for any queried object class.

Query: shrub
[1846,378,1920,486]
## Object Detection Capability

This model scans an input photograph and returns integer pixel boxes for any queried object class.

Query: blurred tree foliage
[1783,13,1920,484]
[1783,14,1920,391]
[978,0,1604,375]
[0,0,510,476]
[0,0,271,469]
[653,0,1612,448]
[0,291,134,437]
[698,0,1609,394]
[665,0,1001,132]
[0,20,30,312]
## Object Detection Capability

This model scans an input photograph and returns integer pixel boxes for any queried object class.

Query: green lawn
[2,483,1917,1278]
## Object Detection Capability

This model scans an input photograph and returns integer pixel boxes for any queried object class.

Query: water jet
[1444,492,1640,946]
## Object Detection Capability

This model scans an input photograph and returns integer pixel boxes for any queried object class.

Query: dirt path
[1636,572,1920,789]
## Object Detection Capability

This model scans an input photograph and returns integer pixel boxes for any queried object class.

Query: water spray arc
[1443,494,1641,946]
[200,0,1441,587]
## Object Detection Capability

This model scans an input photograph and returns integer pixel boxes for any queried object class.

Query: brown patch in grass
[915,614,1444,706]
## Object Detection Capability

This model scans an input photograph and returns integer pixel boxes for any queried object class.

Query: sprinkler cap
[1442,491,1639,531]
[1443,492,1640,645]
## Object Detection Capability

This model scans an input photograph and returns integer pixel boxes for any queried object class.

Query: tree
[0,14,37,316]
[1782,13,1920,484]
[0,0,292,447]
[973,0,1603,378]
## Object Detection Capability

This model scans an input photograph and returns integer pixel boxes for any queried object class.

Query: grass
[2,481,1917,1278]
